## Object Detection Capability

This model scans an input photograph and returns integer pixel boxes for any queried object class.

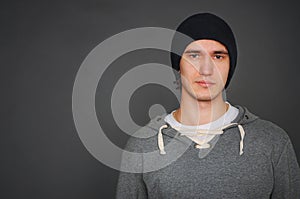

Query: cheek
[215,61,229,78]
[179,58,187,72]
[218,66,230,83]
[179,59,198,77]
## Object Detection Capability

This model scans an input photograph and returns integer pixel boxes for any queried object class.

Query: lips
[195,80,215,88]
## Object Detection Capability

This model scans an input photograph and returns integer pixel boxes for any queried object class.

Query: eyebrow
[213,50,229,54]
[184,50,228,54]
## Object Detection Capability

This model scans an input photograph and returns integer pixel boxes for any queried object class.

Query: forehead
[184,39,227,52]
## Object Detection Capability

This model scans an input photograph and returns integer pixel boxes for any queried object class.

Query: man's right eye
[188,54,199,59]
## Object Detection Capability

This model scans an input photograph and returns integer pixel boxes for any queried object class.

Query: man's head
[171,13,237,89]
[179,39,230,102]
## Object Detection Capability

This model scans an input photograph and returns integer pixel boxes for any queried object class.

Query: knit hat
[170,13,237,89]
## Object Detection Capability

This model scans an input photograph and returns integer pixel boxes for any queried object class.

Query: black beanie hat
[170,13,237,89]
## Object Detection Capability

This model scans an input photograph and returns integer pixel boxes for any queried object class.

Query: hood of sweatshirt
[145,105,258,156]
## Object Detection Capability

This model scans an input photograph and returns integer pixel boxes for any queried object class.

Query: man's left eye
[214,55,223,59]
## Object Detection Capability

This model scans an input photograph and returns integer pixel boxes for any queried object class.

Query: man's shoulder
[245,116,290,146]
[235,105,290,144]
[123,115,166,153]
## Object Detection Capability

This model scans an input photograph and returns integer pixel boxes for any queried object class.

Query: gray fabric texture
[116,105,300,199]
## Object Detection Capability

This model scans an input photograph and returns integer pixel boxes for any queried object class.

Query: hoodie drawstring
[237,124,245,155]
[157,123,246,156]
[158,124,168,154]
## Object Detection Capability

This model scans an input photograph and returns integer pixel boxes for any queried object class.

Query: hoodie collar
[150,105,258,156]
[148,105,258,132]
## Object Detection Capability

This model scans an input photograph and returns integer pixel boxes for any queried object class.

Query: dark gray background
[2,0,300,198]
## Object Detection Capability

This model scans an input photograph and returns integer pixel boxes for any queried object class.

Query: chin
[195,96,215,101]
[182,86,221,102]
[194,92,220,102]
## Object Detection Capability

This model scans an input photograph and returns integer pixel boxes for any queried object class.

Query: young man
[116,13,300,198]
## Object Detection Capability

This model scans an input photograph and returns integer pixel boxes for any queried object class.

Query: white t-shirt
[164,102,239,147]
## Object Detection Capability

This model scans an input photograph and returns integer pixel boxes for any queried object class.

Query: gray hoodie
[116,106,300,199]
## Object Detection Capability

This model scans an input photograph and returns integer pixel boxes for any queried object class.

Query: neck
[174,93,228,126]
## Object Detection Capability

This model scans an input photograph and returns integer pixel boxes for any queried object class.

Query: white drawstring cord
[157,123,246,156]
[175,123,239,136]
[238,124,245,155]
[158,125,168,155]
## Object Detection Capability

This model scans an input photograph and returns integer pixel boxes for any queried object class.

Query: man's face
[179,39,230,102]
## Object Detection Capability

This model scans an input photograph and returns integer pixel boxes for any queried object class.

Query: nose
[198,55,214,76]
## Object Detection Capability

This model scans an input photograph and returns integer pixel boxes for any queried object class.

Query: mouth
[195,80,215,88]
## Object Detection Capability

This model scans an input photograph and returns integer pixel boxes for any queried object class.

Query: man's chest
[143,148,274,199]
